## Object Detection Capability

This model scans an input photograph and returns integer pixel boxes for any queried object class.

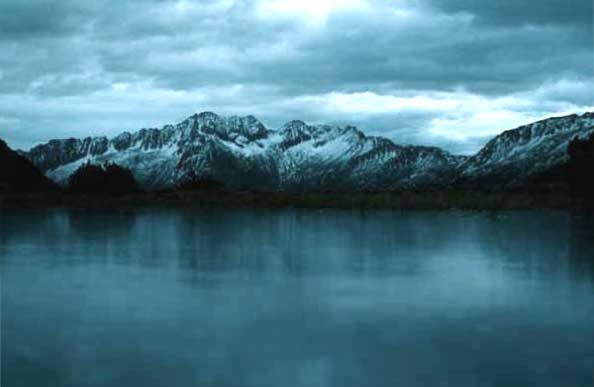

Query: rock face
[23,111,594,191]
[0,139,57,193]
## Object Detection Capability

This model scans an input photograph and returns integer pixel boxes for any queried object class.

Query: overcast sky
[0,0,592,153]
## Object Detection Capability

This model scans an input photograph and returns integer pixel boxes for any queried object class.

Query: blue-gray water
[1,209,594,387]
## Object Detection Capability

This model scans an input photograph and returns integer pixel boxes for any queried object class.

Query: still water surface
[1,209,594,387]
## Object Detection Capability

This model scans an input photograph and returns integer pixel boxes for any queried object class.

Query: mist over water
[1,209,594,387]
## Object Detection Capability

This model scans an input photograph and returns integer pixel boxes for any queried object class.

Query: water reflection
[569,213,594,284]
[1,208,593,387]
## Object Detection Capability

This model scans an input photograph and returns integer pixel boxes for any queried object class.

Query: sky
[0,0,592,154]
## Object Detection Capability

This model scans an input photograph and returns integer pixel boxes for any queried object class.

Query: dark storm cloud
[0,0,90,38]
[427,0,593,27]
[0,0,592,152]
[282,12,591,95]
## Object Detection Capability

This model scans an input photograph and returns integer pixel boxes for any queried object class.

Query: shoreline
[1,189,590,211]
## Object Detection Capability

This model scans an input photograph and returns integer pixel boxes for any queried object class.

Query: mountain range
[18,111,594,192]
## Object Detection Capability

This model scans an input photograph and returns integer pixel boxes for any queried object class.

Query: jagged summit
[193,111,219,120]
[177,112,268,142]
[23,111,594,191]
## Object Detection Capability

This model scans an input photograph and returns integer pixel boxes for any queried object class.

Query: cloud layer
[0,0,592,153]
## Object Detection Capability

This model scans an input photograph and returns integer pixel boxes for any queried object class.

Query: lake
[1,208,594,387]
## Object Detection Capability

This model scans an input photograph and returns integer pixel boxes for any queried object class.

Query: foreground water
[1,209,593,387]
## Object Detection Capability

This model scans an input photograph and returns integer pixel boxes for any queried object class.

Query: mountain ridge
[22,111,594,192]
[457,112,594,187]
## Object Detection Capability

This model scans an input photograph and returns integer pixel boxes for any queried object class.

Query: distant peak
[286,119,306,126]
[194,111,220,120]
[190,112,266,127]
[281,120,308,131]
[228,114,263,125]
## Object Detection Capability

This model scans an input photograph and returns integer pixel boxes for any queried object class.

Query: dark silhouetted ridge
[68,162,140,196]
[0,139,58,193]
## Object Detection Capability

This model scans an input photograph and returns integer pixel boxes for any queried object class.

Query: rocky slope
[23,111,594,191]
[457,112,594,187]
